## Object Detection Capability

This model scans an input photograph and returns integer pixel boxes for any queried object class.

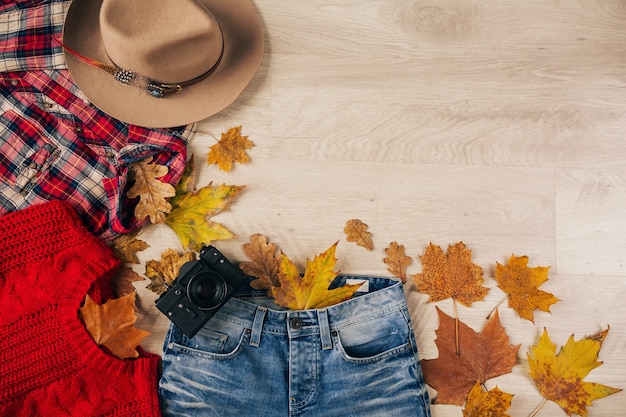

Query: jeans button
[289,317,303,329]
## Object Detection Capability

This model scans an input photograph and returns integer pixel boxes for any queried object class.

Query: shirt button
[10,79,19,86]
[75,126,84,134]
[289,317,303,329]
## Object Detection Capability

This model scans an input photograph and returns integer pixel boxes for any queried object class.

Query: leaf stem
[453,299,460,356]
[528,398,547,417]
[486,296,507,319]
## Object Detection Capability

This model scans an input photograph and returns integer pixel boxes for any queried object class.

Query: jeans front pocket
[334,308,414,364]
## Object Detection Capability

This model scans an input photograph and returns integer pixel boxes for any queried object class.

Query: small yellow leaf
[343,219,374,250]
[240,234,282,290]
[383,241,412,283]
[79,293,150,359]
[271,242,361,310]
[462,382,513,417]
[126,156,176,224]
[207,126,254,172]
[528,327,622,417]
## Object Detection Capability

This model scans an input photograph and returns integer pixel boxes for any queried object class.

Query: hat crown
[100,0,223,83]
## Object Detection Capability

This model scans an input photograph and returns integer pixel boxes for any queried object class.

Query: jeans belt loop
[249,306,267,347]
[317,309,333,350]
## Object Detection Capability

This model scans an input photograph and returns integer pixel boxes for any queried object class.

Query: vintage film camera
[155,245,248,338]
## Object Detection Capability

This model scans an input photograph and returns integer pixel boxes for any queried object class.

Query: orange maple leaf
[383,241,412,283]
[413,241,488,307]
[528,327,622,417]
[462,382,513,417]
[495,255,559,323]
[421,307,520,405]
[207,126,254,172]
[270,242,361,310]
[240,234,282,290]
[343,219,374,250]
[79,293,150,359]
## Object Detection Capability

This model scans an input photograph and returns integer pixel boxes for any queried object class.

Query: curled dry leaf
[126,156,176,224]
[421,307,520,406]
[383,241,412,283]
[528,327,622,417]
[495,255,559,323]
[343,219,374,250]
[462,382,513,417]
[145,248,196,295]
[413,241,488,307]
[79,293,150,359]
[240,234,282,290]
[207,126,254,172]
[112,230,150,264]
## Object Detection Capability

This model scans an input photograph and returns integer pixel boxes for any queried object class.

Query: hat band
[58,37,224,98]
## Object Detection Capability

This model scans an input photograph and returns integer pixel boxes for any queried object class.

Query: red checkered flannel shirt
[0,0,191,241]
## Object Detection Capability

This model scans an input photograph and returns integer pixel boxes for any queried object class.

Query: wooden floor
[133,1,626,416]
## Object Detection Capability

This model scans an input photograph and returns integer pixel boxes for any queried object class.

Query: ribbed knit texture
[0,200,162,417]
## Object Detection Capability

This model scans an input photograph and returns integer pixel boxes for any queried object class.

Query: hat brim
[63,0,263,128]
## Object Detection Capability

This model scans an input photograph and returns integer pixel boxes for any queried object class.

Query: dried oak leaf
[145,249,196,295]
[413,241,488,307]
[462,382,513,417]
[240,234,282,290]
[271,242,361,310]
[343,219,374,250]
[207,126,254,172]
[528,327,622,417]
[495,255,559,323]
[166,181,246,251]
[79,293,150,359]
[126,156,176,224]
[112,230,150,264]
[421,307,520,405]
[384,241,412,283]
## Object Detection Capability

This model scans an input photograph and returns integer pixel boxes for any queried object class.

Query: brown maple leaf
[343,219,374,250]
[207,126,254,172]
[79,293,150,359]
[240,234,282,290]
[112,230,150,264]
[111,266,145,299]
[145,249,196,294]
[421,306,520,406]
[528,327,622,417]
[462,382,513,417]
[383,241,412,283]
[495,255,559,323]
[412,241,488,307]
[126,156,176,224]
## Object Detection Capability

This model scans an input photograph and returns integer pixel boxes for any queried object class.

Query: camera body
[155,245,248,338]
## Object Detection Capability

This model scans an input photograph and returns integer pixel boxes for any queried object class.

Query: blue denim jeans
[158,277,431,417]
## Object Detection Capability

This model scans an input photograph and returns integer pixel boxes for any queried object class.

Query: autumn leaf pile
[100,126,620,416]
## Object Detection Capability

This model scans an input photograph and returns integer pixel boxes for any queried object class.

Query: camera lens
[186,271,228,310]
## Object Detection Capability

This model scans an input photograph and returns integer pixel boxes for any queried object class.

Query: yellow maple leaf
[383,241,412,283]
[79,293,150,359]
[495,255,559,323]
[270,242,361,310]
[207,126,254,172]
[126,156,176,224]
[528,327,622,417]
[343,219,374,250]
[462,382,513,417]
[412,241,488,307]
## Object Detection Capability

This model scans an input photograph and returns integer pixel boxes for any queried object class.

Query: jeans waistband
[213,277,407,338]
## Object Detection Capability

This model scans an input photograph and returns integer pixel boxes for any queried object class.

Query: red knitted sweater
[0,201,162,417]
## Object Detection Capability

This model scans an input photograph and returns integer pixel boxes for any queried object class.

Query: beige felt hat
[63,0,263,128]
